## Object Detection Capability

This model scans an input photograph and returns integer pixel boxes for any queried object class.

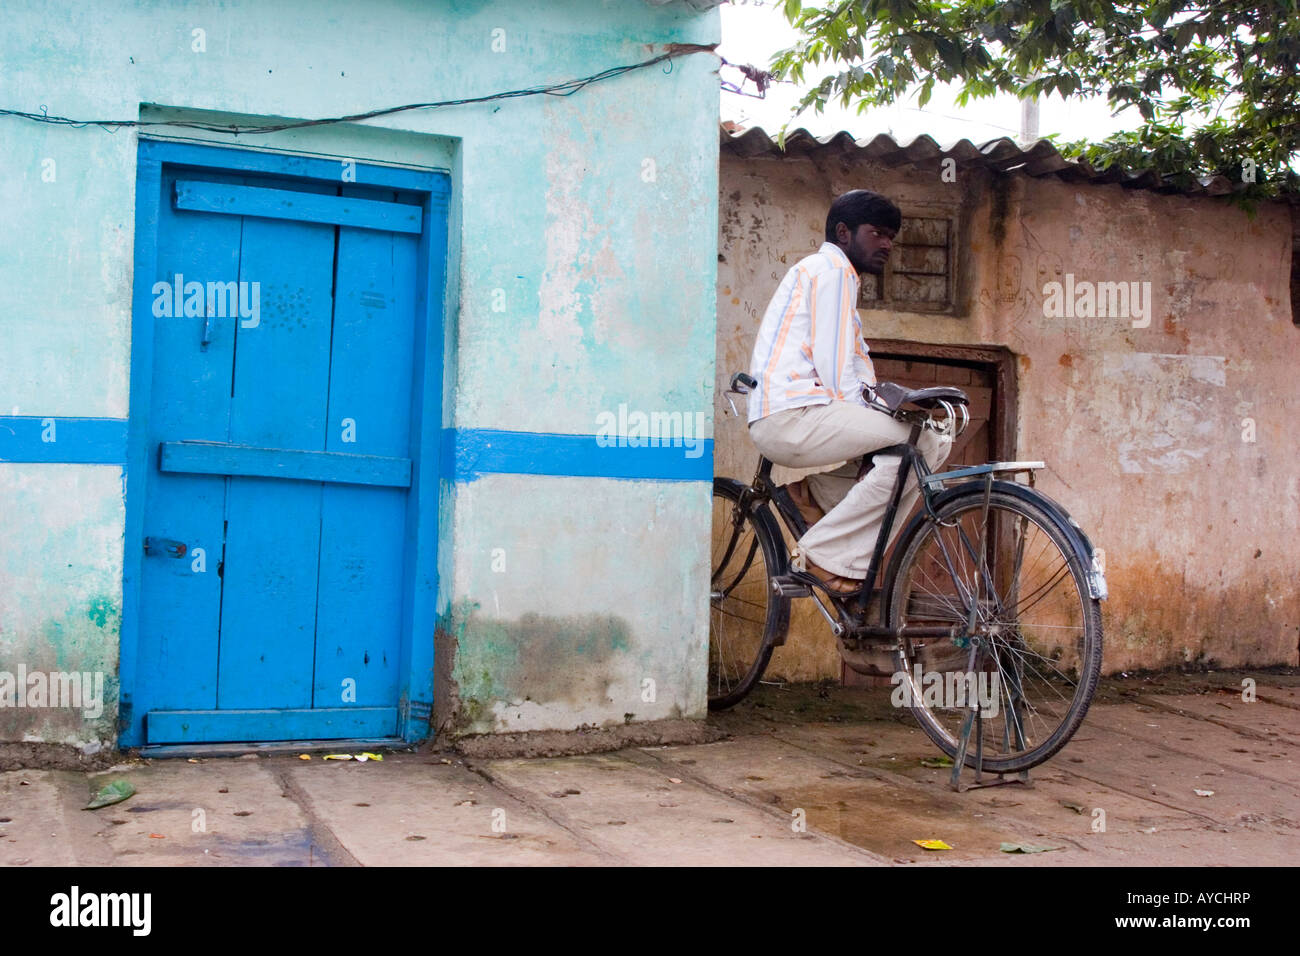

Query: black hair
[824,190,902,242]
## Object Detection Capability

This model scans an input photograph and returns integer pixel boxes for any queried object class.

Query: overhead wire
[0,42,722,135]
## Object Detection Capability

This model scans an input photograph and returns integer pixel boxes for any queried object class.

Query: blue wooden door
[135,162,425,744]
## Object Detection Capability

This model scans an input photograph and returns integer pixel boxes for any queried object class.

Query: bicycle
[709,372,1107,783]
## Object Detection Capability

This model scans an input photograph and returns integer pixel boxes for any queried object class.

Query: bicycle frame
[743,414,1098,645]
[748,414,929,614]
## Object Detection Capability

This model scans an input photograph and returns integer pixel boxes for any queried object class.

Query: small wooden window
[859,216,953,313]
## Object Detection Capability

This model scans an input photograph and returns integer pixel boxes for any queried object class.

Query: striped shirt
[747,242,876,423]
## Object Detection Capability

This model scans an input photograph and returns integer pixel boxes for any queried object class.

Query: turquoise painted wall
[0,0,720,749]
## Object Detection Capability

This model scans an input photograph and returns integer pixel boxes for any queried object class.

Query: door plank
[217,215,336,710]
[313,222,419,708]
[136,170,244,714]
[147,707,398,743]
[174,180,423,234]
[159,440,411,487]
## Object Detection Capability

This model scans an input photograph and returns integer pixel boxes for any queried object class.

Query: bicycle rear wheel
[708,478,788,710]
[885,487,1103,773]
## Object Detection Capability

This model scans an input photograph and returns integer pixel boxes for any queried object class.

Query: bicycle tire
[883,487,1103,773]
[708,477,789,710]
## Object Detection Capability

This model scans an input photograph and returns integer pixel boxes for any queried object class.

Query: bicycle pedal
[769,574,812,598]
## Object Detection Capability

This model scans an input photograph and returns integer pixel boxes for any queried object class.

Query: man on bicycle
[747,190,952,594]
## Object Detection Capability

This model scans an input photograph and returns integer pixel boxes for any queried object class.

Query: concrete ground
[2,668,1296,866]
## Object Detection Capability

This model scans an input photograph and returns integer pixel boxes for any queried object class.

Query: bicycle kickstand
[948,638,1031,792]
[949,704,1032,792]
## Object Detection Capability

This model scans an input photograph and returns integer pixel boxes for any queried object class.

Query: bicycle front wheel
[885,488,1103,773]
[708,478,788,710]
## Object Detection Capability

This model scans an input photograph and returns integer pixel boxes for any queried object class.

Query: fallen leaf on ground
[84,780,135,810]
[913,839,952,850]
[323,754,353,761]
[1193,789,1215,797]
[298,754,312,760]
[1000,842,1062,853]
[1060,800,1086,814]
[920,756,954,768]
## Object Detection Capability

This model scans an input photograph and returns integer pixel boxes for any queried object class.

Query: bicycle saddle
[868,382,969,411]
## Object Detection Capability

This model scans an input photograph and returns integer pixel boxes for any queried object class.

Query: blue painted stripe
[0,417,128,464]
[174,181,423,234]
[447,428,713,482]
[0,419,714,481]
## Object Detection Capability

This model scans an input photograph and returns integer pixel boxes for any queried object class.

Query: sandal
[784,478,825,527]
[793,550,861,595]
[805,560,862,595]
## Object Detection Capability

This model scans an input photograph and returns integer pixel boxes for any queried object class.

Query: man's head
[825,190,901,275]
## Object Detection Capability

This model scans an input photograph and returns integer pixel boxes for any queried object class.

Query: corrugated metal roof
[720,123,1237,198]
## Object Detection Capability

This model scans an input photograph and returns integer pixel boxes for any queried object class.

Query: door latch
[144,537,187,558]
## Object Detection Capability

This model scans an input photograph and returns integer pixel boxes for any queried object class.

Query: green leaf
[84,779,135,810]
[920,755,954,768]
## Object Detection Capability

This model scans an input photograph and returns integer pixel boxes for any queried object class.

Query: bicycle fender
[720,478,791,577]
[884,480,1107,603]
[714,477,793,644]
[974,482,1105,599]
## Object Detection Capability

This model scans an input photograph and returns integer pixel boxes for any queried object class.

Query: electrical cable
[0,42,719,134]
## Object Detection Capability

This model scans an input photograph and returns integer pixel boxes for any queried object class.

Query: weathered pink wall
[717,149,1299,678]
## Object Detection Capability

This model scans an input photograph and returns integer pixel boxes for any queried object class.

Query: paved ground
[2,669,1295,866]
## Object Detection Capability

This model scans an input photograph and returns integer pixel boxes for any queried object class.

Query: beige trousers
[748,401,952,578]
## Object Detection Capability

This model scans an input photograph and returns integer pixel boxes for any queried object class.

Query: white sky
[718,1,1144,146]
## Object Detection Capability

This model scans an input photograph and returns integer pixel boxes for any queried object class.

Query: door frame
[119,138,450,747]
[866,339,1018,461]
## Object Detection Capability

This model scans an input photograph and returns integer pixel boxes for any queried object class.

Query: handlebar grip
[731,372,758,392]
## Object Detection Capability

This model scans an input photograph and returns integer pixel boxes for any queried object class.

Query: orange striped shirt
[747,242,876,423]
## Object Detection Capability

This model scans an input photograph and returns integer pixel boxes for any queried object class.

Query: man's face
[836,221,897,275]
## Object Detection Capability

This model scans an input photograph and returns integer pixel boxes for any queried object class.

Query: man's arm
[808,263,861,402]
